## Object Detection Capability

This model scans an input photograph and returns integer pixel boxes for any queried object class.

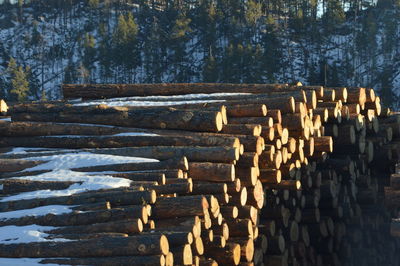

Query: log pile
[0,83,399,265]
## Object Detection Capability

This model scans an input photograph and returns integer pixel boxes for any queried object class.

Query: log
[0,206,148,227]
[72,157,188,172]
[246,179,264,209]
[170,244,193,265]
[154,216,201,239]
[220,205,239,219]
[12,109,224,132]
[70,201,111,212]
[391,219,400,237]
[267,180,301,190]
[390,174,400,190]
[281,114,304,130]
[230,237,254,262]
[108,172,166,184]
[259,169,281,184]
[0,159,44,172]
[225,218,253,237]
[145,182,192,195]
[46,232,129,240]
[0,134,241,149]
[237,205,258,224]
[0,120,133,136]
[189,162,235,182]
[82,146,239,163]
[62,83,292,98]
[236,167,258,187]
[313,136,333,153]
[221,124,262,136]
[198,257,218,266]
[152,195,209,219]
[40,255,166,266]
[268,109,282,124]
[227,104,267,117]
[261,126,275,141]
[0,189,155,212]
[0,99,7,114]
[0,235,169,257]
[228,117,273,127]
[1,179,78,194]
[192,182,227,195]
[46,218,143,235]
[266,235,285,254]
[205,242,241,265]
[236,152,258,168]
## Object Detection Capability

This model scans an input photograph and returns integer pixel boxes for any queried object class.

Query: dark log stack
[0,83,399,266]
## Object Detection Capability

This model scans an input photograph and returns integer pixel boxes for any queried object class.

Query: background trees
[0,0,398,106]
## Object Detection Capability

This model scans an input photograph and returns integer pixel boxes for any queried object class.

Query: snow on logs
[0,83,399,265]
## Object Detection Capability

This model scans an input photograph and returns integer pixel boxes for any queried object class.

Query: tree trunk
[0,189,155,212]
[0,235,169,257]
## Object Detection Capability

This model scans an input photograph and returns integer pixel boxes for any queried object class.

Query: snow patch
[22,152,158,172]
[0,225,67,244]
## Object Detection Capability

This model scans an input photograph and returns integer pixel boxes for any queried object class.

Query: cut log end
[160,235,170,255]
[216,112,224,131]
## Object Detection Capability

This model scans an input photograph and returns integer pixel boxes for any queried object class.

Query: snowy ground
[0,148,158,248]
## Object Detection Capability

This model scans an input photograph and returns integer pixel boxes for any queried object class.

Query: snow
[73,93,253,107]
[0,170,132,202]
[0,224,66,244]
[0,258,59,266]
[76,99,225,107]
[21,152,158,172]
[5,147,49,154]
[0,153,159,202]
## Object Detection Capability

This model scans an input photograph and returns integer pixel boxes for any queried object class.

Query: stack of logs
[0,83,399,266]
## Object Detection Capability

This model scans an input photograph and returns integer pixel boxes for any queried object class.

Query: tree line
[0,0,399,105]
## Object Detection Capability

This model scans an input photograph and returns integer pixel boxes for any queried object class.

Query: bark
[47,218,143,235]
[170,244,193,265]
[0,189,155,212]
[1,179,78,194]
[204,242,241,265]
[191,182,227,195]
[236,152,258,168]
[40,255,166,266]
[0,134,240,149]
[0,159,44,172]
[0,235,169,257]
[62,83,296,98]
[152,195,209,219]
[189,162,235,182]
[226,104,267,117]
[230,237,254,262]
[55,146,238,164]
[11,109,224,132]
[72,157,188,172]
[0,206,148,227]
[228,117,273,127]
[0,120,131,137]
[221,124,262,137]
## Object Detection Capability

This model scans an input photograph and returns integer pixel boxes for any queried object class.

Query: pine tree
[8,62,30,102]
[203,52,218,82]
[262,15,282,82]
[82,33,96,78]
[245,0,262,27]
[169,13,193,82]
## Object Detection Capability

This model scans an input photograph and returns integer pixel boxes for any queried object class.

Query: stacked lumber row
[312,87,400,266]
[0,83,398,266]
